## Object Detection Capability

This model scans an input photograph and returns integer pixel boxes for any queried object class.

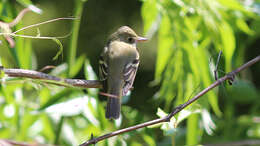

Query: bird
[99,26,147,119]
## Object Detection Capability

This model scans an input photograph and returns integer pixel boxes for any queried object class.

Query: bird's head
[109,26,147,47]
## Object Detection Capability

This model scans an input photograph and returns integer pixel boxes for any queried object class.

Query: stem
[67,0,86,77]
[54,116,65,144]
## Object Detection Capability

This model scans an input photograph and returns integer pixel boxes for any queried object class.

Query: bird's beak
[136,36,148,42]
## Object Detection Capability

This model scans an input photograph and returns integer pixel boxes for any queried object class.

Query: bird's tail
[106,97,120,119]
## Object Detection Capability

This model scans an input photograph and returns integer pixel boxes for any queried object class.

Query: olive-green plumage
[99,26,147,119]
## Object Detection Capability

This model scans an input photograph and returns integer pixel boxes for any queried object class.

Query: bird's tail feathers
[106,97,120,119]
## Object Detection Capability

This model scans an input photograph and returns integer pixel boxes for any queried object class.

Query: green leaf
[141,0,159,35]
[157,107,168,118]
[236,19,254,35]
[39,89,76,110]
[219,22,235,71]
[143,134,156,146]
[70,54,85,77]
[177,108,201,123]
[187,113,199,145]
[152,108,177,135]
[218,0,247,11]
[155,15,174,80]
[227,80,259,103]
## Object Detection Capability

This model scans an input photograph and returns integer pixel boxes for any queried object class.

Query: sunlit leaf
[143,134,156,146]
[39,89,76,110]
[141,0,159,35]
[16,0,42,14]
[219,22,235,71]
[236,19,254,35]
[155,15,174,80]
[151,108,177,135]
[45,95,88,117]
[177,108,201,123]
[218,0,246,11]
[201,109,216,135]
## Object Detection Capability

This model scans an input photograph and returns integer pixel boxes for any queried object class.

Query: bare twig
[80,55,260,146]
[0,67,102,89]
[38,65,56,72]
[214,50,222,80]
[0,139,52,146]
[204,139,260,146]
[8,8,31,27]
[0,32,71,39]
[13,17,77,34]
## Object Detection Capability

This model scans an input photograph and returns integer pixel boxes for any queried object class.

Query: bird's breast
[108,41,138,60]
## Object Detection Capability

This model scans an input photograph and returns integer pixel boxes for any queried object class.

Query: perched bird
[99,26,147,119]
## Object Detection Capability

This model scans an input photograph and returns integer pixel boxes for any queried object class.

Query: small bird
[99,26,147,119]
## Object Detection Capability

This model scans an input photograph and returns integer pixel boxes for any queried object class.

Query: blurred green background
[0,0,260,145]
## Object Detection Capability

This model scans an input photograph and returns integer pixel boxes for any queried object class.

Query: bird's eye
[127,37,135,44]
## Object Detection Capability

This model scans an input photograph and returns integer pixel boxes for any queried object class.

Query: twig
[80,55,260,146]
[0,67,102,88]
[214,50,222,80]
[204,139,260,146]
[13,17,77,34]
[0,139,52,146]
[8,8,31,27]
[0,32,71,39]
[0,7,76,47]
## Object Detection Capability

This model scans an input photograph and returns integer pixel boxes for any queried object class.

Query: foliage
[0,0,260,145]
[142,0,260,145]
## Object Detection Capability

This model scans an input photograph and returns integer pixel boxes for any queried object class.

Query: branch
[80,55,260,146]
[0,139,52,146]
[13,17,77,34]
[0,67,102,89]
[204,139,260,146]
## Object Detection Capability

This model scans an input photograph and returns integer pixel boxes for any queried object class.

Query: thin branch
[80,55,260,146]
[0,7,76,47]
[13,17,77,34]
[204,139,260,146]
[214,50,222,80]
[0,139,52,146]
[8,8,31,27]
[0,67,102,89]
[0,32,71,39]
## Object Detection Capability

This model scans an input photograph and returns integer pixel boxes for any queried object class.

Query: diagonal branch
[80,55,260,146]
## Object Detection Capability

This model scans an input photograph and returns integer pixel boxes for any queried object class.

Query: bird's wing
[99,47,108,81]
[99,47,109,92]
[122,57,139,96]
